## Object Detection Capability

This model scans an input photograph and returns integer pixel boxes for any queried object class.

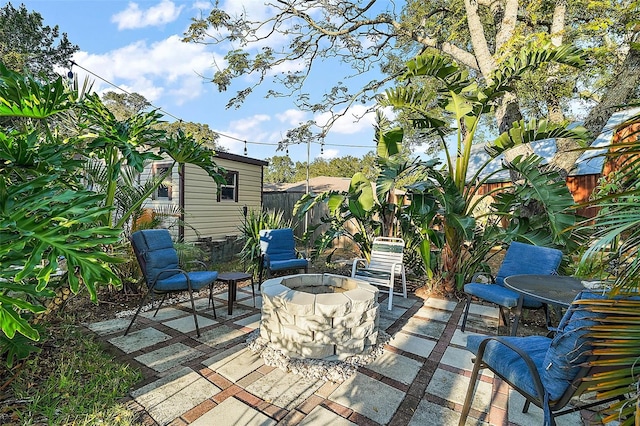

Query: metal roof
[465,108,640,182]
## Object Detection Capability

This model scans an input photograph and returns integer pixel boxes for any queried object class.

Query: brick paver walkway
[86,283,590,425]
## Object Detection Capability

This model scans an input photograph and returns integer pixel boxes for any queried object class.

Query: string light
[68,60,374,151]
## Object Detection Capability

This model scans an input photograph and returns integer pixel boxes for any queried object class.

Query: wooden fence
[475,173,601,218]
[263,174,601,248]
[262,191,356,249]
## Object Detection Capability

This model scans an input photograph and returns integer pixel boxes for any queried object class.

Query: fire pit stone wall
[260,274,380,360]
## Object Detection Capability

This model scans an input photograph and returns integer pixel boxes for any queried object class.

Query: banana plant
[382,44,590,293]
[294,114,421,262]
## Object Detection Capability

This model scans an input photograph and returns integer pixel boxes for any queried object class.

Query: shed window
[218,171,238,202]
[153,162,172,200]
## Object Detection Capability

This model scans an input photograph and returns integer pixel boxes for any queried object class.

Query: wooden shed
[143,151,268,244]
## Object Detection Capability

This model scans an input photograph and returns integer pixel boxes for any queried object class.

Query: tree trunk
[549,39,640,173]
[496,91,524,134]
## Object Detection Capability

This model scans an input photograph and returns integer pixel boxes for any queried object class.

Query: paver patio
[86,283,591,425]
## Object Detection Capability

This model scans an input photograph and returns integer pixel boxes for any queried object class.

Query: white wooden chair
[351,237,407,310]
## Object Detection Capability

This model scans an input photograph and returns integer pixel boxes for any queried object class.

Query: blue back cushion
[131,229,179,285]
[496,242,563,286]
[259,228,297,262]
[542,290,614,400]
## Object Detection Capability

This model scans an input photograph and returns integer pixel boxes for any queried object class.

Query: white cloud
[72,35,219,104]
[215,113,282,154]
[112,0,183,30]
[276,109,308,126]
[315,104,377,135]
[319,148,339,159]
[191,1,212,11]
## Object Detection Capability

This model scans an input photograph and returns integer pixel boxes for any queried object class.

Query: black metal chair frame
[459,336,624,426]
[257,252,308,285]
[124,237,216,338]
[460,271,552,335]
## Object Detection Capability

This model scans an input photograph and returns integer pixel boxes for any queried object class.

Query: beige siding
[140,158,181,237]
[183,158,263,241]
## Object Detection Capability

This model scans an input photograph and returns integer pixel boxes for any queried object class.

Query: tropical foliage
[574,114,640,424]
[294,112,422,263]
[0,63,225,367]
[381,45,590,292]
[0,64,120,364]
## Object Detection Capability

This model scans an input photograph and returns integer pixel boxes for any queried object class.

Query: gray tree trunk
[549,41,640,173]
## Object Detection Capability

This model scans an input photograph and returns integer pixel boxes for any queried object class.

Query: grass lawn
[1,317,142,425]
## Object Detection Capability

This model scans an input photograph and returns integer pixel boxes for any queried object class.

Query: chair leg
[251,277,256,307]
[510,295,524,336]
[387,286,393,310]
[460,294,472,332]
[401,272,407,298]
[153,294,168,317]
[542,304,552,329]
[208,283,217,319]
[458,358,483,426]
[187,285,201,338]
[124,289,151,336]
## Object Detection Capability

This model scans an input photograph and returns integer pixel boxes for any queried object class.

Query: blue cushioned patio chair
[351,237,407,310]
[459,290,628,426]
[258,228,308,285]
[460,241,563,335]
[125,229,219,338]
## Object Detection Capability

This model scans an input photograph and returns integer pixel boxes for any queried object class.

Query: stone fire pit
[259,274,380,360]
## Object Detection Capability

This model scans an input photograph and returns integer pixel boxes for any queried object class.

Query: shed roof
[466,108,640,182]
[215,151,268,166]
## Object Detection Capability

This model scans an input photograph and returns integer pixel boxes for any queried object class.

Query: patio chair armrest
[471,271,495,284]
[390,262,404,275]
[475,336,546,399]
[351,258,368,276]
[151,268,193,290]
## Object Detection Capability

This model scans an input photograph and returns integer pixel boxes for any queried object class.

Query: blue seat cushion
[268,258,308,271]
[467,335,552,399]
[464,283,544,309]
[156,270,219,292]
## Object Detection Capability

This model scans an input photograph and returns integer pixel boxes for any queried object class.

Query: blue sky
[15,0,384,163]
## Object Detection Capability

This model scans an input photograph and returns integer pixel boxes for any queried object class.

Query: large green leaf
[348,173,375,218]
[496,155,576,243]
[0,176,122,304]
[376,126,403,159]
[0,63,73,118]
[487,118,590,157]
